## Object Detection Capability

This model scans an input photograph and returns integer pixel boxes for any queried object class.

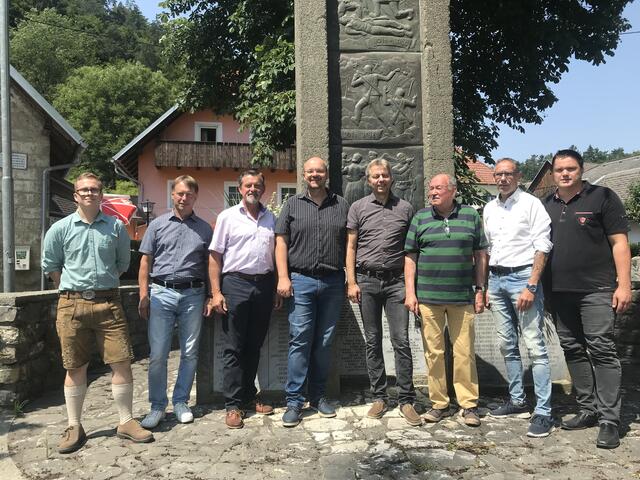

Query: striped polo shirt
[405,203,487,305]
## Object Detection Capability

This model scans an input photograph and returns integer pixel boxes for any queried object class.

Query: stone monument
[196,0,570,404]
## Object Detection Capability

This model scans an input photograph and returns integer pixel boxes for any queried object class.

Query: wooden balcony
[154,141,296,171]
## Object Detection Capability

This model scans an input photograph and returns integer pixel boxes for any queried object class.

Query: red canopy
[101,197,137,225]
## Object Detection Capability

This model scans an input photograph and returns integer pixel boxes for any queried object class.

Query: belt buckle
[81,290,96,300]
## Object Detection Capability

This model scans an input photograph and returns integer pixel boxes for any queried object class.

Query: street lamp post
[140,199,155,225]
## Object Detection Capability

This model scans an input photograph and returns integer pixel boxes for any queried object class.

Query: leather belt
[356,267,403,281]
[60,289,118,300]
[489,264,532,275]
[226,271,273,282]
[290,268,337,279]
[152,279,205,290]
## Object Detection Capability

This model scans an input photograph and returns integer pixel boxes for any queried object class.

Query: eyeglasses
[75,188,101,195]
[493,171,516,178]
[173,191,195,198]
[443,218,450,237]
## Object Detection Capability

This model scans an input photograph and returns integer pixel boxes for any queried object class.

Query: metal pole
[0,0,15,292]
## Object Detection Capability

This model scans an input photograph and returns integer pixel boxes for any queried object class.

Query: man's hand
[203,297,215,317]
[404,293,419,316]
[474,290,485,314]
[274,293,284,310]
[612,286,632,314]
[138,296,150,320]
[516,289,534,312]
[212,292,227,314]
[277,277,293,298]
[347,283,361,304]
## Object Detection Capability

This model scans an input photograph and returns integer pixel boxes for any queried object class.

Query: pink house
[112,107,297,228]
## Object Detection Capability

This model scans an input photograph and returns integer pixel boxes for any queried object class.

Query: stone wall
[616,256,640,364]
[0,286,146,407]
[0,86,51,291]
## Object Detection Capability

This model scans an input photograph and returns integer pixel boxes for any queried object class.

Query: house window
[277,183,297,204]
[194,122,223,143]
[224,181,242,208]
[167,180,174,209]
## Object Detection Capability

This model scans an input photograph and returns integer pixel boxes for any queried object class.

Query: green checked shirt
[404,203,487,305]
[42,211,131,291]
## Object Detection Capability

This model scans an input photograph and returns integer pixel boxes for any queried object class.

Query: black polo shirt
[275,189,349,274]
[542,182,629,292]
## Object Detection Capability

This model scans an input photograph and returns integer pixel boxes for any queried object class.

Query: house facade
[0,67,86,292]
[113,108,297,227]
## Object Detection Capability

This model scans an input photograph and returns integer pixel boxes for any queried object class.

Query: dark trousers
[357,273,415,405]
[220,273,274,410]
[550,291,621,424]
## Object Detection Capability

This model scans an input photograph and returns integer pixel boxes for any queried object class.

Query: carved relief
[339,146,424,209]
[338,0,419,52]
[340,54,422,145]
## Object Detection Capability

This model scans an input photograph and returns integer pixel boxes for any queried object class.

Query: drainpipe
[1,0,14,292]
[40,145,84,290]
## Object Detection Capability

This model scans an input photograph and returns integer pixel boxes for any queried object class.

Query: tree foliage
[52,62,174,185]
[625,181,640,224]
[161,0,632,166]
[10,9,101,98]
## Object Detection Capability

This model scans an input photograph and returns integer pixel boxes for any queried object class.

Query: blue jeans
[148,284,205,410]
[285,271,345,408]
[488,268,552,416]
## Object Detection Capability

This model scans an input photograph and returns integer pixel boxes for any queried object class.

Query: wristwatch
[526,284,537,294]
[475,286,484,293]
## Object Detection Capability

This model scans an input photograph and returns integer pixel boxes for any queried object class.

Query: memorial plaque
[340,146,424,210]
[339,53,422,146]
[337,0,420,52]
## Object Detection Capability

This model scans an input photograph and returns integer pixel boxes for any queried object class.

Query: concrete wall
[0,87,51,292]
[0,287,147,407]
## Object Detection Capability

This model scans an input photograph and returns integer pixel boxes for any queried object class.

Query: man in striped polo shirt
[405,173,488,426]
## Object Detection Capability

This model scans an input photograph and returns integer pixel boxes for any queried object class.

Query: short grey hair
[365,158,392,179]
[431,173,457,190]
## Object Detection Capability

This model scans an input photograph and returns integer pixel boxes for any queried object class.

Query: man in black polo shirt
[276,157,349,427]
[346,158,421,426]
[543,149,632,449]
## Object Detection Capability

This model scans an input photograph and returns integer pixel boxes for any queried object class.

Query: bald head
[304,157,328,173]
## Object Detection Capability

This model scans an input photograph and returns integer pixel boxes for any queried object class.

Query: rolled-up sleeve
[116,221,131,273]
[530,200,553,254]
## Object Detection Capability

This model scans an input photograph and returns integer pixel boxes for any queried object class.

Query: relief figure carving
[341,152,367,204]
[338,0,418,51]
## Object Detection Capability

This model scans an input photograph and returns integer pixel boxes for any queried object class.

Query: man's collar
[554,180,590,201]
[302,188,335,203]
[431,201,459,219]
[73,210,106,224]
[497,187,521,205]
[238,202,266,217]
[170,209,197,222]
[368,191,397,205]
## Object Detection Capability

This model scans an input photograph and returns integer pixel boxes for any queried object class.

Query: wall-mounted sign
[12,152,27,170]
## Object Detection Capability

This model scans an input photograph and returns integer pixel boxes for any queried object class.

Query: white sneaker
[173,402,194,423]
[140,409,165,429]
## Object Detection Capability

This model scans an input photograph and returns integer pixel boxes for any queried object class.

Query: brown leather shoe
[367,400,388,419]
[226,409,244,429]
[400,403,423,426]
[116,419,154,443]
[58,424,87,454]
[254,400,274,415]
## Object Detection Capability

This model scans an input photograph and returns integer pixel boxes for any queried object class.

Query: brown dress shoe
[226,409,244,429]
[116,419,154,443]
[400,404,423,426]
[367,400,388,419]
[58,424,87,454]
[254,400,274,415]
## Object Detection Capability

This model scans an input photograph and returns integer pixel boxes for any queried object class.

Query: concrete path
[4,352,640,479]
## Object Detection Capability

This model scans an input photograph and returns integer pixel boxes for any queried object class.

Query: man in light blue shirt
[42,172,152,454]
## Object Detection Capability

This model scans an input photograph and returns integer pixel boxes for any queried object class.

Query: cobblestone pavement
[6,352,640,479]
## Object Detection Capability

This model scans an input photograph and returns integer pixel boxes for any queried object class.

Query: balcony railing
[154,141,296,170]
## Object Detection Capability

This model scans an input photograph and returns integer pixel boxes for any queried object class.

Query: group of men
[42,148,631,454]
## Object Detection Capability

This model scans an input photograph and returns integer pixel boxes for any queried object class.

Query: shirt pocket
[574,212,603,239]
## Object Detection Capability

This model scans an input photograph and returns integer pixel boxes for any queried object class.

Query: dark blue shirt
[139,210,213,281]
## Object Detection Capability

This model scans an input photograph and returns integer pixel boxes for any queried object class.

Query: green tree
[53,62,174,186]
[160,0,632,163]
[625,181,640,224]
[518,154,552,182]
[10,9,101,99]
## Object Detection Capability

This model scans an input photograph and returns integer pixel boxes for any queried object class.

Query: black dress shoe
[561,411,599,430]
[596,423,620,449]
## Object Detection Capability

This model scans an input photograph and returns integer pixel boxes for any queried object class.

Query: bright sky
[136,0,640,161]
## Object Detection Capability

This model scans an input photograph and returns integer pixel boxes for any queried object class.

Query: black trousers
[550,291,621,425]
[220,273,275,410]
